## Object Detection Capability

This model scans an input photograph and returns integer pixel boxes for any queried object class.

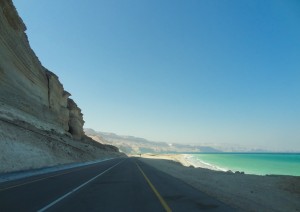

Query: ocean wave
[183,154,228,172]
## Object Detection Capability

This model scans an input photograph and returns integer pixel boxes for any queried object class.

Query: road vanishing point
[0,158,234,211]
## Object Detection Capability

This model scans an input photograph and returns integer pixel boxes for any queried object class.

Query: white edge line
[37,159,125,212]
[0,157,119,184]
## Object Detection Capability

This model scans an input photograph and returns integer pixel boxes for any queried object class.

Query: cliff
[0,0,85,138]
[0,0,123,173]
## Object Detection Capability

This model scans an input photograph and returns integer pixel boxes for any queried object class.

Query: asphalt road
[0,158,234,211]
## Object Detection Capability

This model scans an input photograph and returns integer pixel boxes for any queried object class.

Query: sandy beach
[137,153,300,212]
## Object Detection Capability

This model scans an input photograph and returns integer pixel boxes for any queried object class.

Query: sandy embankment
[138,154,300,212]
[0,118,123,173]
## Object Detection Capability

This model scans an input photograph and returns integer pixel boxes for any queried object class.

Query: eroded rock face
[67,99,84,139]
[0,0,84,139]
[46,70,70,132]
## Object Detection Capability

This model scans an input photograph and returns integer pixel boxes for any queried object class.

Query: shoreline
[137,153,300,211]
[170,153,299,176]
[182,154,229,172]
[139,153,230,172]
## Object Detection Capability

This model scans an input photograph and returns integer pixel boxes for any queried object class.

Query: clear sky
[13,0,300,151]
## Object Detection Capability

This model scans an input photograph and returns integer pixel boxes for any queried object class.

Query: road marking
[0,158,115,192]
[37,159,124,212]
[0,170,79,192]
[136,162,172,212]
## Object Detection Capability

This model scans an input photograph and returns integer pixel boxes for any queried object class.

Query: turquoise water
[187,153,300,176]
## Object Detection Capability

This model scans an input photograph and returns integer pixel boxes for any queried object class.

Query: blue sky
[13,0,300,151]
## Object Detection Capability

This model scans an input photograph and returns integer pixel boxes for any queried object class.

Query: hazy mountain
[84,128,221,154]
[84,128,275,154]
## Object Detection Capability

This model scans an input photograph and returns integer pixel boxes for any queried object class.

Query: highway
[0,158,234,211]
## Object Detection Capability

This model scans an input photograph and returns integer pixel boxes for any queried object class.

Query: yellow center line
[0,163,102,192]
[135,162,172,212]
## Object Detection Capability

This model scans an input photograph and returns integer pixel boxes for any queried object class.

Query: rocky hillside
[0,0,123,173]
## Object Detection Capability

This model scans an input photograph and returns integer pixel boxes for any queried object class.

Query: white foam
[183,154,228,172]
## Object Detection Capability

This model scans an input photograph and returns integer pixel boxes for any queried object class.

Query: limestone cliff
[0,0,123,173]
[0,0,84,139]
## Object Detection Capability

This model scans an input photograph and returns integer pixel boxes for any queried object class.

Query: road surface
[0,158,234,211]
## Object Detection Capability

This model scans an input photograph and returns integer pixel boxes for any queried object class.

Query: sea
[184,153,300,176]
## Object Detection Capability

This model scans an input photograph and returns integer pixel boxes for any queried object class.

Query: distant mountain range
[84,128,222,154]
[84,128,275,154]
